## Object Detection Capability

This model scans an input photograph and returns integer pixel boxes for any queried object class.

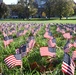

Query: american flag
[28,36,35,49]
[23,30,27,35]
[2,32,8,37]
[72,51,76,61]
[4,54,22,68]
[73,40,76,48]
[62,53,75,75]
[16,30,24,37]
[16,44,27,57]
[9,28,16,34]
[63,32,72,39]
[3,35,13,48]
[44,31,53,39]
[48,31,52,36]
[40,47,56,57]
[3,36,10,48]
[60,29,65,34]
[66,27,70,31]
[56,26,61,33]
[45,28,49,32]
[63,40,73,53]
[48,38,56,48]
[8,35,13,43]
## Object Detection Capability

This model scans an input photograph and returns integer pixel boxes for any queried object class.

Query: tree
[55,0,74,19]
[11,5,25,19]
[45,0,75,20]
[0,3,9,19]
[45,0,56,19]
[17,0,37,19]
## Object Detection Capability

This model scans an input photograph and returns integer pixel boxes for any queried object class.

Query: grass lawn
[0,18,76,24]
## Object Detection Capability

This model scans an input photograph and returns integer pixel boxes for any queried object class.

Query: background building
[34,0,46,18]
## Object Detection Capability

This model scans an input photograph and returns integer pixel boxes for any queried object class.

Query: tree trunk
[60,15,62,20]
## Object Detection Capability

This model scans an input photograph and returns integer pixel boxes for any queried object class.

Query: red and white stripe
[4,55,22,68]
[62,60,75,75]
[4,55,16,68]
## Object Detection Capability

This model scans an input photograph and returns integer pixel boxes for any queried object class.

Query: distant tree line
[0,0,76,20]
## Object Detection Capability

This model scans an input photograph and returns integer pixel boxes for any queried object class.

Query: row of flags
[0,23,76,74]
[3,23,43,69]
[40,24,56,58]
[40,23,76,75]
[1,23,43,48]
[4,35,36,69]
[56,24,76,75]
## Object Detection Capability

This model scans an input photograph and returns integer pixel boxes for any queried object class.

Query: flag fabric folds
[62,53,75,75]
[4,54,22,68]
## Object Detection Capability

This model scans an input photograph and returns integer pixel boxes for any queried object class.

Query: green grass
[0,18,76,24]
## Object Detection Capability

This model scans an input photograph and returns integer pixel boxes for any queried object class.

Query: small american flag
[63,32,72,39]
[48,31,52,36]
[4,54,22,68]
[23,30,27,35]
[48,38,56,48]
[3,35,13,47]
[16,30,24,37]
[8,35,13,43]
[56,26,61,33]
[62,53,75,75]
[16,44,27,57]
[40,47,56,57]
[63,40,72,53]
[2,32,8,37]
[72,51,76,61]
[73,40,76,48]
[3,36,10,48]
[28,36,35,49]
[44,31,53,39]
[66,27,70,31]
[60,29,65,34]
